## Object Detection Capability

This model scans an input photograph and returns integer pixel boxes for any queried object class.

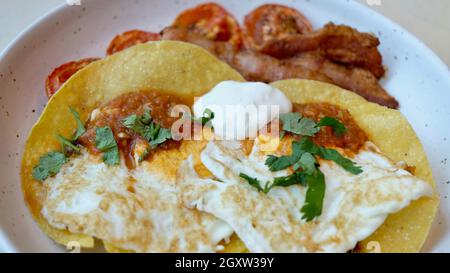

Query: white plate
[0,0,449,253]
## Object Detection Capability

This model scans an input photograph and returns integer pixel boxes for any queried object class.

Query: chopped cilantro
[32,152,67,182]
[149,126,172,147]
[141,109,152,124]
[293,152,317,175]
[240,172,305,194]
[32,107,86,181]
[122,109,172,149]
[95,127,119,165]
[316,117,347,136]
[263,135,361,221]
[293,138,362,175]
[280,112,320,136]
[102,148,120,166]
[265,139,318,172]
[300,169,326,222]
[265,154,298,172]
[318,147,363,175]
[199,108,215,126]
[190,109,215,128]
[241,168,325,222]
[271,172,307,188]
[122,114,142,133]
[239,173,270,193]
[295,137,321,154]
[279,112,301,132]
[56,134,80,153]
[69,107,86,141]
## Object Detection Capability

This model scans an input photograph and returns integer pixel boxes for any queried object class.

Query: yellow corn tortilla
[271,80,439,253]
[21,41,244,250]
[21,41,438,253]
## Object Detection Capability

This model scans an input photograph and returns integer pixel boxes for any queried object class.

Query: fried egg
[41,142,234,253]
[177,139,433,253]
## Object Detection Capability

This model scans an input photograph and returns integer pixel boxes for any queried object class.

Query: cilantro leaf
[103,147,120,166]
[265,154,298,171]
[32,152,67,181]
[240,172,305,194]
[122,114,143,133]
[149,127,172,147]
[280,112,320,136]
[69,107,86,141]
[271,172,307,188]
[300,169,326,222]
[143,123,159,142]
[280,112,302,132]
[190,109,215,127]
[318,148,363,175]
[265,140,308,171]
[295,138,362,175]
[122,109,153,137]
[122,110,172,149]
[261,117,361,222]
[200,108,215,126]
[95,127,119,165]
[293,152,317,175]
[297,118,320,136]
[56,134,80,153]
[265,155,278,167]
[267,138,361,175]
[141,109,152,124]
[295,138,321,155]
[316,117,347,136]
[96,127,117,150]
[239,173,269,193]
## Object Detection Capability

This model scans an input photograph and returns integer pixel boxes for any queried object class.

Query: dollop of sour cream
[193,81,293,140]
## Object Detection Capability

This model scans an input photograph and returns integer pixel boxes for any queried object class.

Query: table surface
[0,0,449,66]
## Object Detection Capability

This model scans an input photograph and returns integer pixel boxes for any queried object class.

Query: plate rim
[0,0,449,253]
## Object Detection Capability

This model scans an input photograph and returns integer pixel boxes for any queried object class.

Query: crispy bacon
[284,51,398,108]
[252,23,385,79]
[162,26,331,83]
[162,26,398,108]
[227,50,334,84]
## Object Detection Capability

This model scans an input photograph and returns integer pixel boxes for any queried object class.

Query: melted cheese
[177,140,433,253]
[42,150,233,252]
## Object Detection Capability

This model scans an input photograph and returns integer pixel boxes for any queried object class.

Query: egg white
[42,150,233,252]
[177,139,433,253]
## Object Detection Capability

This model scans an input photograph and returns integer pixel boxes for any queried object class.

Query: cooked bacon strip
[254,23,385,79]
[284,51,398,108]
[162,26,331,83]
[161,26,398,108]
[226,50,334,84]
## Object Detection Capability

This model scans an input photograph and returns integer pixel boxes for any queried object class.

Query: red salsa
[293,103,367,153]
[78,91,187,168]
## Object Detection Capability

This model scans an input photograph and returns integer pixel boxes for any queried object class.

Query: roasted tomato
[45,58,99,98]
[244,4,313,50]
[173,2,243,49]
[106,30,161,55]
